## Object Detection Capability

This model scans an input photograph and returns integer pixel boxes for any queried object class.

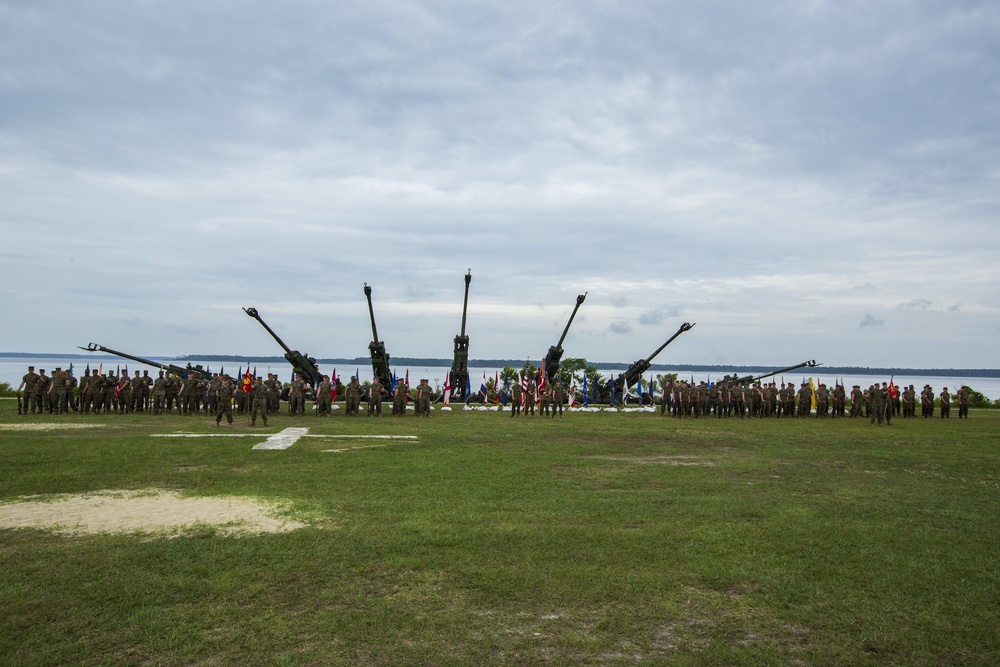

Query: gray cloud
[860,314,885,328]
[638,307,681,326]
[607,321,633,335]
[899,299,933,310]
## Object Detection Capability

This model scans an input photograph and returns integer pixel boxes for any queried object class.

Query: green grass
[1,401,998,665]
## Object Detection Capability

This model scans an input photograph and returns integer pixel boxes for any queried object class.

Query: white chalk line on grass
[322,445,389,453]
[151,428,418,451]
[303,435,418,440]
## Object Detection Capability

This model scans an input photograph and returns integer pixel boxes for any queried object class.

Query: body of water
[3,357,1000,401]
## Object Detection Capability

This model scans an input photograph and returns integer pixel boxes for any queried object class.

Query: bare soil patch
[0,423,104,431]
[0,488,306,536]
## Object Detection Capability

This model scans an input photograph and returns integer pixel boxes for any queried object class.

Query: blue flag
[609,374,616,405]
[464,373,471,400]
[583,374,589,406]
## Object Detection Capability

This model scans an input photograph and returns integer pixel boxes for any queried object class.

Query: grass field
[1,400,998,666]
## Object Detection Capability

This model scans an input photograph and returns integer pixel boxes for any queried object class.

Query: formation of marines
[15,364,974,424]
[657,380,969,424]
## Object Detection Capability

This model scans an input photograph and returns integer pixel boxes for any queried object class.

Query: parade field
[1,402,998,666]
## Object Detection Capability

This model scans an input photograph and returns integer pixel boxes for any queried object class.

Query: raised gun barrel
[543,292,587,383]
[242,307,322,386]
[77,343,206,379]
[613,322,695,398]
[449,270,472,400]
[715,360,821,387]
[363,284,393,389]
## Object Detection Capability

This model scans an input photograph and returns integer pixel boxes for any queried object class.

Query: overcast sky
[2,1,998,369]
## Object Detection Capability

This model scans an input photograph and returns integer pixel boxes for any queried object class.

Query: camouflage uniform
[289,376,307,416]
[510,382,522,417]
[250,379,269,427]
[392,381,408,416]
[18,367,39,414]
[165,374,180,413]
[957,386,969,419]
[265,374,281,415]
[117,373,132,415]
[151,372,166,414]
[552,381,565,417]
[939,388,951,418]
[415,379,432,416]
[368,378,384,416]
[214,377,235,426]
[346,377,361,416]
[316,377,333,416]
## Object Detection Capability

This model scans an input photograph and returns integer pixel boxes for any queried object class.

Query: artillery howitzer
[714,360,821,387]
[449,270,473,401]
[242,307,323,387]
[610,321,695,400]
[77,343,206,379]
[363,283,393,390]
[543,292,587,383]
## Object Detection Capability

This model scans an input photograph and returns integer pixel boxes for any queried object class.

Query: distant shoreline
[2,352,999,378]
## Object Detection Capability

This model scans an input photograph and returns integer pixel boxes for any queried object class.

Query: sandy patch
[0,423,105,431]
[0,488,306,536]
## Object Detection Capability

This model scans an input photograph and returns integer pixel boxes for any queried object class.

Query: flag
[405,369,409,387]
[443,373,451,406]
[465,373,471,400]
[637,375,643,401]
[68,363,74,377]
[242,365,253,394]
[519,372,526,406]
[537,359,547,395]
[501,375,509,406]
[809,377,817,410]
[479,372,488,399]
[494,371,500,405]
[331,368,338,402]
[609,373,617,405]
[582,373,589,406]
[888,377,897,400]
[570,384,576,408]
[391,370,397,393]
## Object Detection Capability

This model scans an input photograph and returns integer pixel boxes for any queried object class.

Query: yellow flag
[809,377,817,410]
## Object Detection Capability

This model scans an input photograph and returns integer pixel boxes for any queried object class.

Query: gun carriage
[448,270,473,401]
[363,284,394,391]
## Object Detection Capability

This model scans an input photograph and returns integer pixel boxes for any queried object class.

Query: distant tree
[963,386,993,409]
[0,382,14,398]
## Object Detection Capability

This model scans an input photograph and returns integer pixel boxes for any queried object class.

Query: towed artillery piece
[448,270,472,401]
[77,343,206,379]
[363,283,394,391]
[609,321,695,401]
[242,307,323,387]
[713,360,821,387]
[542,292,587,383]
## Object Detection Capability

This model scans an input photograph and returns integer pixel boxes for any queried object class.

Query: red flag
[331,368,338,402]
[494,371,500,405]
[242,365,253,394]
[888,378,897,399]
[443,373,451,406]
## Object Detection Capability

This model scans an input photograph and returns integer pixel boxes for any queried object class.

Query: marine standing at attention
[316,375,332,416]
[369,377,384,416]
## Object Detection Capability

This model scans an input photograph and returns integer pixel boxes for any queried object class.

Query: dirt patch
[0,423,104,431]
[586,455,715,466]
[0,488,306,536]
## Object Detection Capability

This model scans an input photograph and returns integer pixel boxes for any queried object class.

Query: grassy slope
[0,402,998,666]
